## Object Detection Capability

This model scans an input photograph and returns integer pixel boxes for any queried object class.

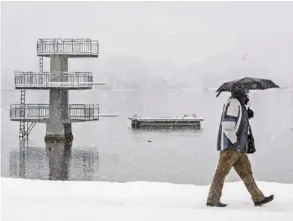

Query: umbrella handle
[216,91,222,97]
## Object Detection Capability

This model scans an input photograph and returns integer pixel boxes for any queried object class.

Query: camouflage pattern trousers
[207,149,265,203]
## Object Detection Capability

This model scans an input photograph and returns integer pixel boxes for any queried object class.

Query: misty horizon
[1,1,293,91]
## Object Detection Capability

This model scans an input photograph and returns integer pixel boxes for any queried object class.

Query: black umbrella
[216,77,280,97]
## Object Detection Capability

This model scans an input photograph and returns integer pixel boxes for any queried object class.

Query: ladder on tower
[39,55,43,84]
[17,56,43,178]
[19,89,36,151]
[19,89,27,178]
[18,56,43,149]
[19,89,26,149]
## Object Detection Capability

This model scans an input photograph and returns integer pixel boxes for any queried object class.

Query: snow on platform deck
[2,177,293,221]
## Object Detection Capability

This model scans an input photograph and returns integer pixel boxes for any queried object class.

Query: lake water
[1,89,293,185]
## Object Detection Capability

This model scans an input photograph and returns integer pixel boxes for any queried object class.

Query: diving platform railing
[14,71,105,89]
[10,104,101,122]
[37,38,99,57]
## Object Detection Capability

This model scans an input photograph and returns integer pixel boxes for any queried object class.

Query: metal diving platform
[14,71,106,90]
[37,38,99,57]
[10,104,118,123]
[128,114,204,129]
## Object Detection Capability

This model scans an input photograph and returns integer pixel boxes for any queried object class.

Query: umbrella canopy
[216,77,280,97]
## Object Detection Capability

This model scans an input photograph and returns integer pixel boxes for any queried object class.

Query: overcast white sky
[1,1,293,87]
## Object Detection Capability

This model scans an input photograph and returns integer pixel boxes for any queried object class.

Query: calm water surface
[1,89,293,185]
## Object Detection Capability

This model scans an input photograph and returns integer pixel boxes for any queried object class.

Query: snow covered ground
[1,177,293,221]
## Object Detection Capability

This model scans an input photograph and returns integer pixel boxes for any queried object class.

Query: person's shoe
[254,195,274,207]
[206,202,227,207]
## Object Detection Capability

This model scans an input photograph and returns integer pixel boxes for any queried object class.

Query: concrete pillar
[45,55,73,180]
[46,142,71,180]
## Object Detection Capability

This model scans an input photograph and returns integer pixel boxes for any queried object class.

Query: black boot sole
[254,195,274,207]
[206,202,228,207]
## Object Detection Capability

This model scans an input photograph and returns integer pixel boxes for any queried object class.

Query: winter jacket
[217,96,249,152]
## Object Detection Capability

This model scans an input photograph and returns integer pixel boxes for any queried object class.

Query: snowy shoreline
[1,177,293,221]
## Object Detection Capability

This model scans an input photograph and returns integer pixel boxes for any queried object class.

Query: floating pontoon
[128,114,204,129]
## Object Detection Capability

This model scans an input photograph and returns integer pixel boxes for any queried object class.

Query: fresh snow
[1,178,293,221]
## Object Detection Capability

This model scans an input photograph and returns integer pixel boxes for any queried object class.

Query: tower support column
[45,55,73,180]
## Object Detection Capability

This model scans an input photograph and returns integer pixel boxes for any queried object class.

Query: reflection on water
[9,146,99,181]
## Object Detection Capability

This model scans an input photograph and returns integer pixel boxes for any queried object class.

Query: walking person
[206,85,274,207]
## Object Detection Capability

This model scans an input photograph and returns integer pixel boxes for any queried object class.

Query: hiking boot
[254,195,274,207]
[206,202,227,207]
